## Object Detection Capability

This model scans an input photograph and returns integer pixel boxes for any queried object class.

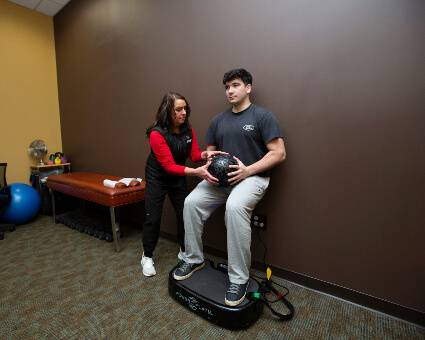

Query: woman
[141,92,224,276]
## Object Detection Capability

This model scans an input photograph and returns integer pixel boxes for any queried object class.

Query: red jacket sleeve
[189,127,204,163]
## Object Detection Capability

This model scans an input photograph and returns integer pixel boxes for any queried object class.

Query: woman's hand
[194,161,220,186]
[201,150,229,161]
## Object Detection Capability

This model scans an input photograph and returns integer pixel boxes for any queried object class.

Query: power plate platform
[168,260,263,329]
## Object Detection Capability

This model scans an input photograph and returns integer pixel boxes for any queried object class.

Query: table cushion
[46,172,145,207]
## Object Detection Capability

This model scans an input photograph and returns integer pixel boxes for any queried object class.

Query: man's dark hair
[222,69,253,86]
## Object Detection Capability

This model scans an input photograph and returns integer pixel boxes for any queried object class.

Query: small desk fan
[28,140,47,165]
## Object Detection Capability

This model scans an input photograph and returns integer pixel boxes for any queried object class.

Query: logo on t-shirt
[243,125,254,131]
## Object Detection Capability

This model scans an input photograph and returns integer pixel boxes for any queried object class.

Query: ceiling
[8,0,71,17]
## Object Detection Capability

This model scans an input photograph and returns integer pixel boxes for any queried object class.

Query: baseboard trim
[159,231,425,328]
[249,260,425,329]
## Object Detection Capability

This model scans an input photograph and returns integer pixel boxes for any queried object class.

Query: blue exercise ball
[0,183,41,225]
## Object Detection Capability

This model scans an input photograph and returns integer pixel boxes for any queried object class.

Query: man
[174,68,286,307]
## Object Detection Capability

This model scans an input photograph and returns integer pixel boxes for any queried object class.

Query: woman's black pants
[142,180,188,258]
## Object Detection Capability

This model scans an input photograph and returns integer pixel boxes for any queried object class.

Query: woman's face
[172,99,187,128]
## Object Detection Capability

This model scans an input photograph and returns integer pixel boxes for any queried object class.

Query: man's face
[224,78,251,106]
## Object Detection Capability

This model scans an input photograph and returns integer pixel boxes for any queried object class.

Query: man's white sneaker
[141,253,156,277]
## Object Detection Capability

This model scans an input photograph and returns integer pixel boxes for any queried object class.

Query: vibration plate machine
[168,260,294,329]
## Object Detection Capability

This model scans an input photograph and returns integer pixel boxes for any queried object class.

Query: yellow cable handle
[267,267,272,280]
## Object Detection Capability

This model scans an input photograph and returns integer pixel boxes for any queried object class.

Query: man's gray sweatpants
[183,176,270,284]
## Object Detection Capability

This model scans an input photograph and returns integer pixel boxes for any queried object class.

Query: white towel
[103,179,119,188]
[103,178,143,188]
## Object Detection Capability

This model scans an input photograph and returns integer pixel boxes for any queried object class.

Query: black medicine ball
[208,154,238,187]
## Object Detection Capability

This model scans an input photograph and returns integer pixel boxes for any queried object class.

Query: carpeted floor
[1,213,424,339]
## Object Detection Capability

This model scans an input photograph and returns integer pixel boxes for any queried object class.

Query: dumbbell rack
[55,212,115,243]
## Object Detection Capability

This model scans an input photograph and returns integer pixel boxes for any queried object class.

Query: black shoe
[225,282,249,306]
[173,262,205,281]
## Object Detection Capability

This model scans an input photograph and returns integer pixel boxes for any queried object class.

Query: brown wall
[54,0,425,314]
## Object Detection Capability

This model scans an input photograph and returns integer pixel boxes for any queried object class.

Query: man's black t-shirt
[205,104,283,177]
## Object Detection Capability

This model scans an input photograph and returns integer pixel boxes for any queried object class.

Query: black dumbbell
[71,218,85,229]
[70,221,77,229]
[84,224,90,234]
[76,222,86,233]
[104,232,113,242]
[87,226,94,236]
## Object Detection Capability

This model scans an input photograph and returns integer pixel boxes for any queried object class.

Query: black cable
[250,228,295,319]
[255,228,268,272]
[253,227,290,300]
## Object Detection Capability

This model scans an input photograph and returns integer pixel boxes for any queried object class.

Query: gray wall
[54,0,425,314]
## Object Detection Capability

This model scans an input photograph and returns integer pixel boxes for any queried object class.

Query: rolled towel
[104,178,143,188]
[115,182,128,188]
[118,178,143,187]
[103,179,119,188]
[129,180,141,187]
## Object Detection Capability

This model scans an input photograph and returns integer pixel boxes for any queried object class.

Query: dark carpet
[1,213,424,339]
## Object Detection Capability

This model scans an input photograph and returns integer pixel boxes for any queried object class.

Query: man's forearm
[246,150,285,176]
[246,138,286,176]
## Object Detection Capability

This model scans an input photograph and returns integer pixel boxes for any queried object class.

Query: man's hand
[227,156,251,185]
[226,138,286,184]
